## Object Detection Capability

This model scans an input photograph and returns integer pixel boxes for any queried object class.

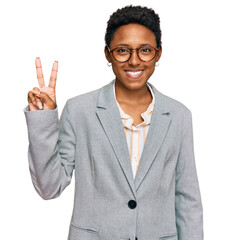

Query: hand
[27,57,58,111]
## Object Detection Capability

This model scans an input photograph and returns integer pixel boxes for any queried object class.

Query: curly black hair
[105,5,162,49]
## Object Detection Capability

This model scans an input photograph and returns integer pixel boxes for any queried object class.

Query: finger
[28,91,43,109]
[29,102,39,111]
[48,61,58,89]
[33,87,40,91]
[38,92,56,110]
[32,90,40,96]
[28,91,37,106]
[35,57,45,88]
[32,91,43,109]
[34,96,43,109]
[32,87,41,96]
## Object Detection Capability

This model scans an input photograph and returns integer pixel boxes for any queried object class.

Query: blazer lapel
[134,83,171,190]
[95,80,171,195]
[96,80,136,197]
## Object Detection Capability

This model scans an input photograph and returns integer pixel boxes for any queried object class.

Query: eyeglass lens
[112,47,157,62]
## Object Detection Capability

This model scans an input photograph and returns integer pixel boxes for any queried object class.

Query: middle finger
[48,61,58,89]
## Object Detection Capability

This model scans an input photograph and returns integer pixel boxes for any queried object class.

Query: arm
[175,110,204,240]
[24,100,76,200]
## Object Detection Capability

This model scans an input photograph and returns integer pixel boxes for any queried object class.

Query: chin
[124,79,147,90]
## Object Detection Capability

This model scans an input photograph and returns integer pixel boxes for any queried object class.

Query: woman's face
[105,23,162,90]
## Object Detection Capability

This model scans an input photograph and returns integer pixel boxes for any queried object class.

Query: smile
[124,70,144,79]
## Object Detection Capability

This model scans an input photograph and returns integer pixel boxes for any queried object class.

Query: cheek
[111,63,124,76]
[146,62,156,73]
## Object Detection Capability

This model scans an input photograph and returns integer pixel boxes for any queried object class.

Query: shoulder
[163,92,191,114]
[151,84,192,117]
[153,88,194,133]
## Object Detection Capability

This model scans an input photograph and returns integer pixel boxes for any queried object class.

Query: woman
[24,5,203,240]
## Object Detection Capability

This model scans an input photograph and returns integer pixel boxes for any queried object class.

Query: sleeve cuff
[23,105,59,130]
[23,105,58,113]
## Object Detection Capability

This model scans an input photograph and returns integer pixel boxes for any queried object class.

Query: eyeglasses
[107,45,159,63]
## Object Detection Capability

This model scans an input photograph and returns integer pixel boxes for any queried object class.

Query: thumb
[35,92,56,110]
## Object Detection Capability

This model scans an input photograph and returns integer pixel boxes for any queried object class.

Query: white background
[0,0,226,239]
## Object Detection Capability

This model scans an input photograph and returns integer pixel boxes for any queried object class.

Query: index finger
[35,57,45,88]
[48,61,58,89]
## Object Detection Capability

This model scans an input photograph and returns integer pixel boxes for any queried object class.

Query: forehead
[110,23,156,47]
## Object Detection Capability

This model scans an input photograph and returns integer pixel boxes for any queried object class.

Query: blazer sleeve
[175,110,204,240]
[23,100,76,200]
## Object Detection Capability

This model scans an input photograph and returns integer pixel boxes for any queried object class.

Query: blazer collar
[96,79,171,196]
[97,79,169,115]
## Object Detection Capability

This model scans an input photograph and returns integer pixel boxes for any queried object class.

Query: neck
[115,79,152,104]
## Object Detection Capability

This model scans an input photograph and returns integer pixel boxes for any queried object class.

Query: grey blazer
[23,79,203,240]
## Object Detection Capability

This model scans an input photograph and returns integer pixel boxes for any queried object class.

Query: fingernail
[37,102,43,109]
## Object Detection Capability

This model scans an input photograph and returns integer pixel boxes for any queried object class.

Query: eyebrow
[115,43,152,47]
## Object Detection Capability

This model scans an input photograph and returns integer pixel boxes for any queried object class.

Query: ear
[156,46,162,62]
[104,46,112,63]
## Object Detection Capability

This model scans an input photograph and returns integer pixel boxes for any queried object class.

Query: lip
[124,69,144,79]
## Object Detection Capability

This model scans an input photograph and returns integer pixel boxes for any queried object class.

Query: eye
[141,48,152,53]
[114,48,130,56]
[117,48,129,53]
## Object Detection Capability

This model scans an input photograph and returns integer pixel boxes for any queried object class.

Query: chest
[119,102,151,126]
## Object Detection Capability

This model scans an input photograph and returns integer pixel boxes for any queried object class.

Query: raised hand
[27,57,58,111]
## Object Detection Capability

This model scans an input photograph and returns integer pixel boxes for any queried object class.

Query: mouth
[124,70,144,79]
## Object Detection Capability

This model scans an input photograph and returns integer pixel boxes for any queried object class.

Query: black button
[128,200,137,209]
[135,238,138,240]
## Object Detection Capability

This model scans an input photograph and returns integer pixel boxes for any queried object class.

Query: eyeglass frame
[106,45,160,63]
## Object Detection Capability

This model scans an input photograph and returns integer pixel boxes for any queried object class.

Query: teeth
[127,71,142,75]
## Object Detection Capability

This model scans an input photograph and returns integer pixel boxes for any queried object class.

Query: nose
[128,49,140,66]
